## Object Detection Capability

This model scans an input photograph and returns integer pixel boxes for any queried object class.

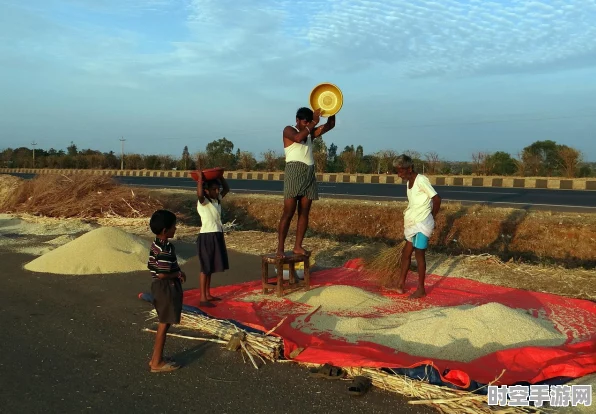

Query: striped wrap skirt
[283,161,319,200]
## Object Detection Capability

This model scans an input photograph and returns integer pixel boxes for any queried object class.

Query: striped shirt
[148,238,181,279]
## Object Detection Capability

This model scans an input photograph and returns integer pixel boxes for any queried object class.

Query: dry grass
[0,175,23,209]
[219,194,596,268]
[2,176,595,270]
[1,174,165,219]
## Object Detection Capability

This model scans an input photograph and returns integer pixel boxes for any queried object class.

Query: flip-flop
[309,363,345,380]
[150,361,180,373]
[347,376,372,396]
[148,357,174,367]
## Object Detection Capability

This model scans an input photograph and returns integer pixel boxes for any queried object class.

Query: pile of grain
[0,214,95,236]
[286,285,392,312]
[24,227,155,275]
[292,302,567,362]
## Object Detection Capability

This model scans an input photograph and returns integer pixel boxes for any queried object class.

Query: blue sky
[1,0,595,161]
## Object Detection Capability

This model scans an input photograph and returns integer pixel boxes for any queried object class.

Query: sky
[1,0,595,162]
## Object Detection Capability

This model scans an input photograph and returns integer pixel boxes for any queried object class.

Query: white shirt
[404,174,438,228]
[284,126,315,166]
[196,195,223,233]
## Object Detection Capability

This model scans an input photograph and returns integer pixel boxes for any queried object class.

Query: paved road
[7,172,596,212]
[0,244,433,414]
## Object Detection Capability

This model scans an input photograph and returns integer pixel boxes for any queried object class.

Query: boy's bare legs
[395,241,414,294]
[276,198,298,258]
[410,248,427,299]
[293,197,312,256]
[149,322,170,369]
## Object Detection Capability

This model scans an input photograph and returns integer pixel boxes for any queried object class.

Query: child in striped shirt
[147,209,186,373]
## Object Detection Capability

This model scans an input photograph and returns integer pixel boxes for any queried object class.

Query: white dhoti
[404,213,435,242]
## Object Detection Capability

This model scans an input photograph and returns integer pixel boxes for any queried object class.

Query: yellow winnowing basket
[309,83,343,116]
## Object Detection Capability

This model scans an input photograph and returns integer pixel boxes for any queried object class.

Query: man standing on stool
[276,107,336,258]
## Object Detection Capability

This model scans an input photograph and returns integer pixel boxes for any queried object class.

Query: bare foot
[292,247,311,256]
[394,281,406,294]
[199,300,216,308]
[275,249,286,259]
[409,288,426,299]
[207,295,222,301]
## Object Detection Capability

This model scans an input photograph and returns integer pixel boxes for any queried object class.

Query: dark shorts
[151,278,183,324]
[283,161,318,200]
[196,232,229,276]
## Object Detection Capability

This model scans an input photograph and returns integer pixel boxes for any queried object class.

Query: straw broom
[362,240,407,287]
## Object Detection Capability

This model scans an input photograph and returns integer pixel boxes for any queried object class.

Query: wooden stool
[261,251,311,297]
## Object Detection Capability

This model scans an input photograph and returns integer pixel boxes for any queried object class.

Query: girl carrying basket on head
[196,172,230,307]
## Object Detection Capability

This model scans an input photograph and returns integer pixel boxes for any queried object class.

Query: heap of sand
[24,227,158,275]
[291,295,567,362]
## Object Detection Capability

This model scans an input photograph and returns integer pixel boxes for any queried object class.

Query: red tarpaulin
[169,260,596,388]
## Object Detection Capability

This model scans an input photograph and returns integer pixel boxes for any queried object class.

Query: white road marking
[445,190,517,195]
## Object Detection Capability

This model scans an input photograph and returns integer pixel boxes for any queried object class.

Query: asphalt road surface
[0,243,434,414]
[7,172,596,212]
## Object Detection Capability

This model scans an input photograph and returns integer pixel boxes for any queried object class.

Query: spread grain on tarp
[291,300,567,362]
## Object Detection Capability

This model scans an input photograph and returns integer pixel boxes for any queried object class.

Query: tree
[339,145,360,174]
[194,151,209,170]
[425,151,441,175]
[261,150,280,172]
[471,152,490,176]
[374,149,398,174]
[558,146,582,178]
[521,140,561,176]
[327,143,338,162]
[313,138,328,173]
[205,137,235,169]
[486,151,516,176]
[67,141,78,157]
[125,154,144,170]
[181,146,191,170]
[237,151,257,171]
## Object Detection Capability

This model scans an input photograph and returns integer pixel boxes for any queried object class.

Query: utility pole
[119,137,125,170]
[31,141,37,167]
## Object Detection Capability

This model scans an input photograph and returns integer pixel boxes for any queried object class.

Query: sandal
[150,361,180,373]
[347,376,372,396]
[309,363,345,380]
[148,357,174,367]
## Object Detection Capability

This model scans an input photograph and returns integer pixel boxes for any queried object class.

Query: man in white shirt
[394,154,441,298]
[276,107,336,258]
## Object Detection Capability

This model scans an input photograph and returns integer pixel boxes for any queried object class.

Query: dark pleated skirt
[196,232,229,275]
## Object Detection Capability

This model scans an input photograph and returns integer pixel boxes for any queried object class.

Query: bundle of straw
[362,240,407,287]
[290,362,543,414]
[345,368,544,414]
[148,309,283,364]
